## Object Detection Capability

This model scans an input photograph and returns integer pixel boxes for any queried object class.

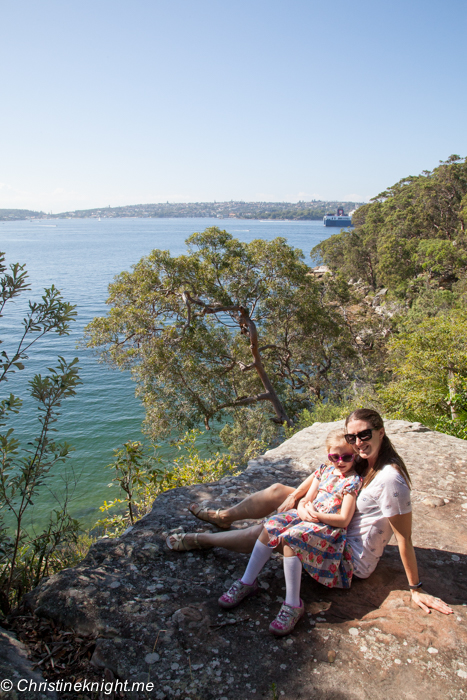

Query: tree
[85,228,358,445]
[378,310,467,423]
[0,252,80,614]
[312,156,467,297]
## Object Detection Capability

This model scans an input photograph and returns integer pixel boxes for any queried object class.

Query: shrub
[97,429,240,537]
[0,253,80,614]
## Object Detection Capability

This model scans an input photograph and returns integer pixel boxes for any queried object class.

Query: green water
[0,217,332,529]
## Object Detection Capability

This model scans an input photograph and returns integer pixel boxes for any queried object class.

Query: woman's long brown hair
[345,408,411,488]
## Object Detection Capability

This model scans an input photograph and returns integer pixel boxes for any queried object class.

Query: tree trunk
[239,307,292,426]
[448,368,459,420]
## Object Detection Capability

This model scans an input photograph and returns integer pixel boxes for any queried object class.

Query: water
[0,217,331,528]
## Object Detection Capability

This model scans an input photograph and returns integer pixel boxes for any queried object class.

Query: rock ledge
[22,422,467,699]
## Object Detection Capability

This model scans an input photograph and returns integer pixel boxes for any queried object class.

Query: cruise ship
[323,208,352,227]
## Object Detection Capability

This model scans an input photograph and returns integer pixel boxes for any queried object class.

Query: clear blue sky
[1,0,466,212]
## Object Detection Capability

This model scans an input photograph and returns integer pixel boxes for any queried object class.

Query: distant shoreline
[0,200,363,223]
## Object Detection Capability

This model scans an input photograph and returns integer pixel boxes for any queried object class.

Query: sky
[1,0,466,213]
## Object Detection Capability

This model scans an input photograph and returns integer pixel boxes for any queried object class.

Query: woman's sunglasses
[328,453,355,463]
[344,428,373,444]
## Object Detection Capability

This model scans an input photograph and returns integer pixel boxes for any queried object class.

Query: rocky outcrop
[0,629,57,700]
[21,422,467,698]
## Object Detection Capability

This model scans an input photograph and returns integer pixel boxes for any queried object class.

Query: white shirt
[347,464,412,578]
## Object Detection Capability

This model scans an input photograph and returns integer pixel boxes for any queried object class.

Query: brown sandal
[189,504,230,529]
[165,532,212,552]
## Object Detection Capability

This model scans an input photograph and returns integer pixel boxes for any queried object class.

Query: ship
[323,207,352,227]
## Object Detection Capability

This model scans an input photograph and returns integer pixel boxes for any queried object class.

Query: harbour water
[0,217,333,528]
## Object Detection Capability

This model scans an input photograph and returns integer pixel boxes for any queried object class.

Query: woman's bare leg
[169,524,263,553]
[190,483,294,527]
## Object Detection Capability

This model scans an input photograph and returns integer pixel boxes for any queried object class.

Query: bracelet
[409,582,423,590]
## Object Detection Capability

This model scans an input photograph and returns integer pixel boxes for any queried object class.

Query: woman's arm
[277,473,316,513]
[389,513,453,615]
[304,492,357,528]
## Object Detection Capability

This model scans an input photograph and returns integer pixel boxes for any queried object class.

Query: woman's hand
[411,590,453,615]
[278,493,297,513]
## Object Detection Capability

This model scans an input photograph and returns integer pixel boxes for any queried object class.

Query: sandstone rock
[0,629,57,700]
[422,496,445,507]
[22,421,467,699]
[309,265,330,279]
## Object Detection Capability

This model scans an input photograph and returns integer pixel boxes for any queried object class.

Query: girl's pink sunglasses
[328,453,355,463]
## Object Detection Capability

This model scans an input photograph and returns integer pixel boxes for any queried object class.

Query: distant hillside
[0,209,44,221]
[52,200,363,220]
[0,201,364,222]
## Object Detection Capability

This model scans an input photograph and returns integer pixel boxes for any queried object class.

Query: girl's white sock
[240,540,272,586]
[284,555,302,608]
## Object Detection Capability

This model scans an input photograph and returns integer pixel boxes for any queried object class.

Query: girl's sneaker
[269,600,305,636]
[218,579,259,609]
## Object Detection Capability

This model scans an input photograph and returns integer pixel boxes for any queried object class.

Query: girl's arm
[277,473,317,513]
[302,477,320,504]
[304,492,357,528]
[389,513,453,615]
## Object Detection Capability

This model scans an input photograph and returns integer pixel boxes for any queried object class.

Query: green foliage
[160,429,239,489]
[308,156,467,440]
[312,156,467,297]
[97,430,239,537]
[0,252,80,614]
[433,416,467,440]
[220,406,283,465]
[0,510,81,611]
[415,239,467,278]
[378,311,467,423]
[284,392,383,438]
[86,227,362,453]
[284,402,351,437]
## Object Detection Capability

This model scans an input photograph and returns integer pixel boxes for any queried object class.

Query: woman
[167,408,453,616]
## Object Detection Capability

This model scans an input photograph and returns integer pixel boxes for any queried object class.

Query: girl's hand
[303,503,321,523]
[411,590,453,615]
[297,501,315,522]
[278,494,297,513]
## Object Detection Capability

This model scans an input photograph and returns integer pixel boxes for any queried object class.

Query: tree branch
[238,361,256,372]
[217,392,272,410]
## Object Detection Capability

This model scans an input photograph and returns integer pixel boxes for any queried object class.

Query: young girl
[218,428,363,636]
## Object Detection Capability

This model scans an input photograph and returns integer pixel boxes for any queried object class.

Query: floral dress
[264,464,363,589]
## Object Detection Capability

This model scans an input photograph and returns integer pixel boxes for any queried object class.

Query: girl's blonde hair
[325,427,348,453]
[325,427,366,476]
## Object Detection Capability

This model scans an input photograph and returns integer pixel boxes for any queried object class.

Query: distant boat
[323,208,352,227]
[98,217,101,221]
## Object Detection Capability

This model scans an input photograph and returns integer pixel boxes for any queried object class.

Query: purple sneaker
[269,600,305,636]
[218,579,259,609]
